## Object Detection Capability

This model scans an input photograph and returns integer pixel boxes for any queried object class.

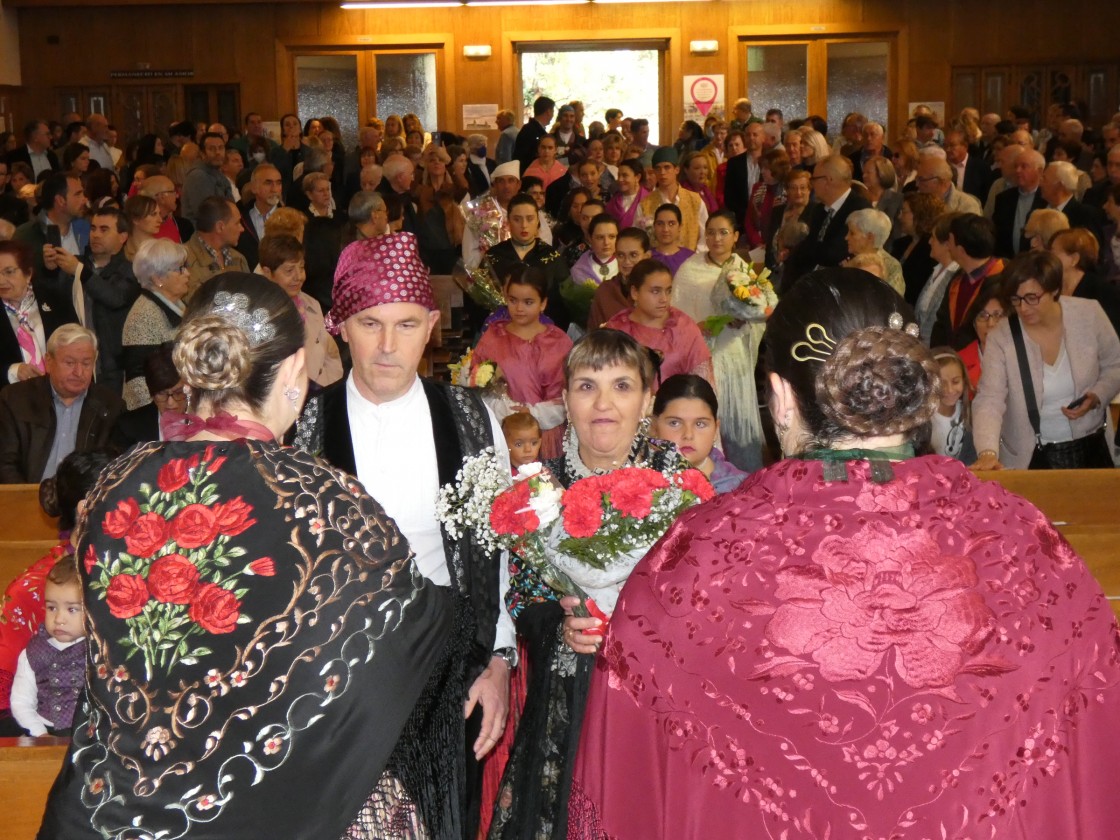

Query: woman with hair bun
[571,267,1120,840]
[39,272,449,840]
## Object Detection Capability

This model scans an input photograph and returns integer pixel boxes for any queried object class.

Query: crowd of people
[0,90,1119,840]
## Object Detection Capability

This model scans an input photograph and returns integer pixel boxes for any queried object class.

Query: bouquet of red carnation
[490,464,715,627]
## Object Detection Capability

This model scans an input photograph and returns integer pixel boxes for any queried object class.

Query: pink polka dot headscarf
[324,231,436,334]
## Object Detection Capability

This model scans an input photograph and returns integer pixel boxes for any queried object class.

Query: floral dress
[490,436,687,840]
[38,440,450,840]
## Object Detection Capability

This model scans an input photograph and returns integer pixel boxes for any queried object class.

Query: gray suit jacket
[973,296,1120,468]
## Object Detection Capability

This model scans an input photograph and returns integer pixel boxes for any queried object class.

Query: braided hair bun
[174,315,253,393]
[817,326,941,437]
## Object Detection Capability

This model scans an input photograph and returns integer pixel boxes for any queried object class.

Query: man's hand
[53,247,79,275]
[463,656,510,760]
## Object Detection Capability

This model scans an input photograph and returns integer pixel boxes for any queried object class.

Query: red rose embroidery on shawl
[648,524,694,573]
[147,554,200,604]
[248,557,276,576]
[125,512,171,558]
[103,498,140,539]
[157,459,192,493]
[855,470,920,512]
[764,522,996,688]
[213,497,256,537]
[84,545,98,574]
[189,583,241,634]
[106,574,151,619]
[172,504,220,549]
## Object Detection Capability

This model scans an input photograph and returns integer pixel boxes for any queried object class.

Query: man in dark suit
[0,324,123,483]
[945,129,991,201]
[514,96,555,179]
[724,122,766,230]
[1042,160,1106,245]
[849,121,890,184]
[236,163,284,270]
[465,134,496,199]
[931,214,1004,350]
[6,120,60,181]
[992,150,1047,258]
[784,155,872,286]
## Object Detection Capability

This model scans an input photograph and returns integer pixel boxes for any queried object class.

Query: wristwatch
[493,646,519,669]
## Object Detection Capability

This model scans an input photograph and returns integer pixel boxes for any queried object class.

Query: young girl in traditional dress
[930,347,977,462]
[652,373,748,493]
[605,259,713,390]
[471,265,573,458]
[649,203,695,276]
[571,213,620,287]
[588,227,650,330]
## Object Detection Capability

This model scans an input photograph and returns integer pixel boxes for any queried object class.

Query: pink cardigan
[972,296,1120,468]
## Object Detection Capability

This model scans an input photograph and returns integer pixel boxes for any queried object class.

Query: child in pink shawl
[471,265,572,458]
[569,268,1120,840]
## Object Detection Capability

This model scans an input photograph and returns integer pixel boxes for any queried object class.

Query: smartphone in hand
[45,226,62,248]
[1066,395,1087,410]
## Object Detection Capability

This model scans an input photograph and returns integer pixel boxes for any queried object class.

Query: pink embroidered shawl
[603,307,714,391]
[570,456,1120,840]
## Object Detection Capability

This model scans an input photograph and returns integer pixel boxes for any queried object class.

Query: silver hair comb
[888,312,920,338]
[791,323,838,363]
[210,291,276,346]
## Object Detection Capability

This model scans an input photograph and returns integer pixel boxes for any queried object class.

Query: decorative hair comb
[888,312,920,338]
[791,323,837,363]
[210,291,276,346]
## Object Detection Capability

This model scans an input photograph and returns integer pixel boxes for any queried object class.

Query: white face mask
[252,151,266,163]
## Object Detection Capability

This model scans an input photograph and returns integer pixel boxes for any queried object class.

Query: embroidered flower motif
[88,778,104,795]
[324,674,340,692]
[229,671,247,688]
[113,665,129,682]
[910,702,933,724]
[105,574,150,619]
[763,522,996,688]
[247,557,276,576]
[309,518,326,535]
[197,794,218,811]
[124,512,171,558]
[157,458,192,493]
[102,498,140,538]
[213,497,255,536]
[189,583,242,634]
[263,736,284,755]
[96,663,109,679]
[204,669,223,687]
[171,504,220,549]
[147,554,200,604]
[83,545,98,574]
[142,726,175,760]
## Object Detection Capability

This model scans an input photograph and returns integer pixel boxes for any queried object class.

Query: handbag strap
[1008,314,1042,444]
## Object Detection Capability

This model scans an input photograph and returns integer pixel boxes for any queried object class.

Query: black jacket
[0,376,123,483]
[784,190,874,286]
[992,186,1047,258]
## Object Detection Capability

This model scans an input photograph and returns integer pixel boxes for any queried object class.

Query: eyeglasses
[154,387,187,404]
[974,310,1005,323]
[1009,293,1045,307]
[0,266,25,278]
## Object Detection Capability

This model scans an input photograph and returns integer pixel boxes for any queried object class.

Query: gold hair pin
[791,323,837,363]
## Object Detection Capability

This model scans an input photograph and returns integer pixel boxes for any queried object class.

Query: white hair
[847,208,893,249]
[46,323,97,356]
[133,238,188,290]
[382,154,413,181]
[1047,160,1079,193]
[918,145,947,160]
[761,122,781,143]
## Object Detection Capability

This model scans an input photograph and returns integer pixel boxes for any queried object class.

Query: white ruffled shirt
[346,374,515,650]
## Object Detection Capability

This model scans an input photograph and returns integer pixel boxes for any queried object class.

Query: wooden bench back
[0,485,58,542]
[0,737,67,839]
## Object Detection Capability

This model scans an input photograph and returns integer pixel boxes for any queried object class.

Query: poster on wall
[683,75,725,123]
[907,101,946,125]
[462,104,498,131]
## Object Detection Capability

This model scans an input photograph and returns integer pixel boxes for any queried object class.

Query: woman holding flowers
[675,210,776,471]
[39,273,447,840]
[604,258,714,389]
[570,268,1120,839]
[471,264,573,459]
[488,329,705,840]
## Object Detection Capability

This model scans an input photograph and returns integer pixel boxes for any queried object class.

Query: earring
[284,385,301,408]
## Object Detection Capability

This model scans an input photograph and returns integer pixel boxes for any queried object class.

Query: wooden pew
[977,470,1120,618]
[0,485,58,542]
[0,737,67,839]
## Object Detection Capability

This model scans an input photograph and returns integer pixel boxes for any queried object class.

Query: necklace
[796,443,915,484]
[562,424,647,479]
[591,254,616,280]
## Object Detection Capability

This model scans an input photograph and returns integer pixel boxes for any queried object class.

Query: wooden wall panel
[10,0,1120,142]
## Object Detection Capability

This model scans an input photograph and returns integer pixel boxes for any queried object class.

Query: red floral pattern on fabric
[570,456,1120,840]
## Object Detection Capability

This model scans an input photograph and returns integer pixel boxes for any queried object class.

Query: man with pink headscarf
[295,231,515,840]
